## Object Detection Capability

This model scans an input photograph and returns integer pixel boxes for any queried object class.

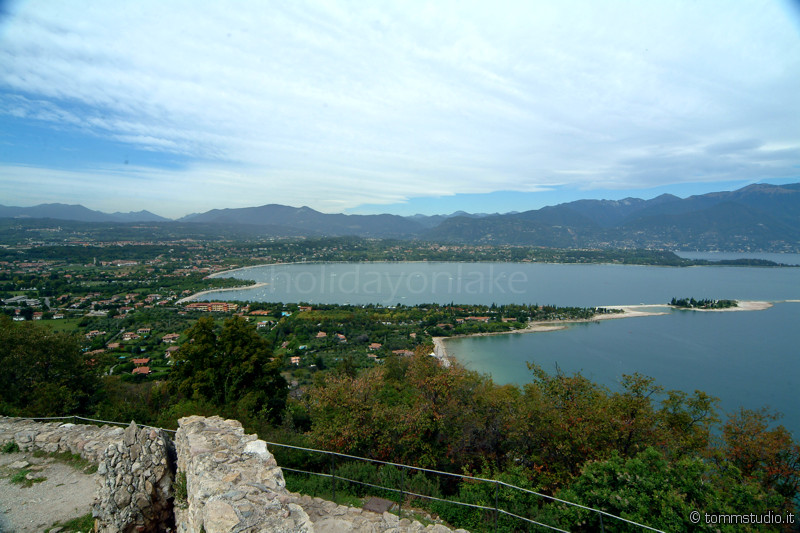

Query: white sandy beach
[175,282,269,304]
[432,300,774,364]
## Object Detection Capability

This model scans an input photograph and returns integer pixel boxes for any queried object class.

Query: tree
[170,316,287,422]
[0,316,98,416]
[555,447,769,532]
[717,407,800,515]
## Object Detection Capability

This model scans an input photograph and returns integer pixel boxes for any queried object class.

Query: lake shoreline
[433,300,774,365]
[175,282,270,305]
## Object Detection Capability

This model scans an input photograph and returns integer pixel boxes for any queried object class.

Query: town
[0,230,622,390]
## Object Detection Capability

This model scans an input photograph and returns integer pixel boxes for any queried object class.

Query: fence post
[599,512,605,533]
[331,454,336,502]
[494,480,499,532]
[399,466,405,519]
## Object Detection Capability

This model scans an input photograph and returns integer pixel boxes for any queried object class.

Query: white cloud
[0,0,798,213]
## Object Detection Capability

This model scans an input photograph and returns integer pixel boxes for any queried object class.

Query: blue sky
[1,0,799,219]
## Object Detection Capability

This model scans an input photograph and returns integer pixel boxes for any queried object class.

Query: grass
[173,471,188,508]
[10,468,47,487]
[31,449,98,474]
[48,512,95,532]
[2,441,20,453]
[41,317,84,333]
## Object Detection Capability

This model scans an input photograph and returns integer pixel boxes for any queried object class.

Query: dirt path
[0,451,97,532]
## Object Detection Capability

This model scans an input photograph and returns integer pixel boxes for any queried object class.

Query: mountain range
[2,183,799,251]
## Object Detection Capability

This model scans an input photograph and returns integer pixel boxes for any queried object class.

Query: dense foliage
[0,317,99,415]
[670,297,738,309]
[169,316,288,423]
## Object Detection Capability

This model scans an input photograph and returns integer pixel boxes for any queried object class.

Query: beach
[175,282,269,305]
[432,300,773,364]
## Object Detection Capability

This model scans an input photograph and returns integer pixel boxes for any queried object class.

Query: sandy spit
[175,282,269,305]
[433,301,773,363]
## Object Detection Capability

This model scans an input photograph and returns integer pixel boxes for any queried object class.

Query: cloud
[0,0,798,214]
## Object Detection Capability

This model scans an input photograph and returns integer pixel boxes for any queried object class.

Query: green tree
[170,316,287,422]
[0,316,98,416]
[556,447,774,532]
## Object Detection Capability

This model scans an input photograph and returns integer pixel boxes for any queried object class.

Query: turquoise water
[446,303,800,436]
[204,261,800,436]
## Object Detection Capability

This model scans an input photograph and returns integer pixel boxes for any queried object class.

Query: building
[184,302,238,312]
[165,346,180,358]
[162,333,180,343]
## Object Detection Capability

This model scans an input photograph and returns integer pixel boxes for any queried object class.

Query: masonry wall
[2,416,469,533]
[0,417,174,532]
[175,415,313,533]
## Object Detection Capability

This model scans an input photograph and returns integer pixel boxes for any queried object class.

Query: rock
[114,490,132,507]
[123,421,138,446]
[9,460,30,469]
[222,472,241,484]
[383,511,400,525]
[315,517,355,533]
[134,493,150,510]
[243,439,273,461]
[204,500,240,532]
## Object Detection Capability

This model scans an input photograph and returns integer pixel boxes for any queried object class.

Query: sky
[1,0,799,219]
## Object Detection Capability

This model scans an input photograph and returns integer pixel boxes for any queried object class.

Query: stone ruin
[0,416,470,533]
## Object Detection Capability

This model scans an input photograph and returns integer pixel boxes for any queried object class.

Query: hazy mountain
[423,183,800,251]
[3,183,799,250]
[0,203,169,223]
[180,204,424,238]
[108,210,170,222]
[404,210,497,229]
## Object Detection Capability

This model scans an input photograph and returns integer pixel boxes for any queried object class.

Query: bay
[446,302,800,437]
[203,261,800,436]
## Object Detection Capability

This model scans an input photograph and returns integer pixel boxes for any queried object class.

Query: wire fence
[11,415,663,533]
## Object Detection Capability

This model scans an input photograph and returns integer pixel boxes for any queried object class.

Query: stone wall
[175,415,469,533]
[175,415,313,533]
[94,421,174,532]
[0,417,123,464]
[2,416,469,533]
[0,417,174,532]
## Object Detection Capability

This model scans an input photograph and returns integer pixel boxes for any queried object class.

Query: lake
[446,302,800,436]
[205,260,800,307]
[202,260,800,436]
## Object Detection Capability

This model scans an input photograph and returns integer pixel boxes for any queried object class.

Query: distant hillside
[0,203,169,223]
[2,183,799,250]
[180,204,424,238]
[422,183,800,251]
